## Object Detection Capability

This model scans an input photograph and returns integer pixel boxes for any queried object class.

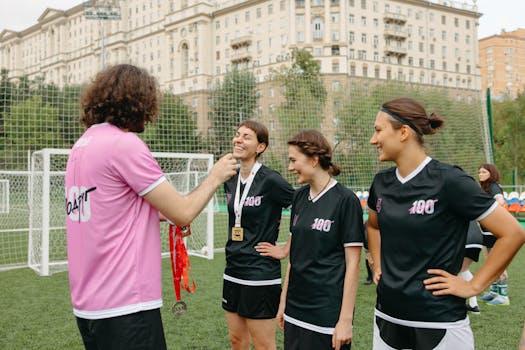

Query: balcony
[384,43,407,57]
[231,49,252,63]
[384,26,408,40]
[230,35,252,49]
[383,11,407,24]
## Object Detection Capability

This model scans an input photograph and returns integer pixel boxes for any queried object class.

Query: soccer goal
[28,148,215,276]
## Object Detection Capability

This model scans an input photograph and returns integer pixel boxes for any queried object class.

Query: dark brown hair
[287,129,341,176]
[479,163,501,192]
[382,97,445,145]
[80,64,160,132]
[238,120,269,158]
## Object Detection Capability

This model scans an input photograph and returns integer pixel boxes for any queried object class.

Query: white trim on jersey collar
[310,179,338,203]
[395,156,432,184]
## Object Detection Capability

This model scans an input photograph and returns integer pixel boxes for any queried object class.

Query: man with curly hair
[65,64,236,350]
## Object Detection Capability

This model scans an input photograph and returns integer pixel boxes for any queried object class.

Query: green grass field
[0,241,524,350]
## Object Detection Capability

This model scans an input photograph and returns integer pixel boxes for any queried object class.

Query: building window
[363,65,368,77]
[313,18,324,40]
[332,45,340,55]
[332,60,340,72]
[181,43,189,77]
[295,0,305,7]
[441,15,446,25]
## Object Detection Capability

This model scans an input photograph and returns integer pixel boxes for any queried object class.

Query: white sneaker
[487,295,510,306]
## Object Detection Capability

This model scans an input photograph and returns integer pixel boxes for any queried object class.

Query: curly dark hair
[287,129,341,176]
[80,64,160,132]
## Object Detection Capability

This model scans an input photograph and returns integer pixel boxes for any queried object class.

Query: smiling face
[478,167,491,182]
[370,111,404,162]
[288,145,316,185]
[232,125,266,161]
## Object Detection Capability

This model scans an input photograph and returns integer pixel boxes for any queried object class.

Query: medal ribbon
[233,162,262,227]
[169,224,196,302]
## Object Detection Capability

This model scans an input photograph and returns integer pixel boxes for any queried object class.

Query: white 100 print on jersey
[311,218,334,232]
[408,199,438,215]
[66,186,96,222]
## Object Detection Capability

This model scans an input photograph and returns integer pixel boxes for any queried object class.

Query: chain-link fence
[0,63,490,271]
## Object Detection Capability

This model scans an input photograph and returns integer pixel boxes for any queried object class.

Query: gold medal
[232,227,244,241]
[171,301,187,318]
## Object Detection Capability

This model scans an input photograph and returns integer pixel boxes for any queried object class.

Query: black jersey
[367,158,497,326]
[487,182,503,199]
[285,181,364,333]
[223,165,294,283]
[481,183,503,235]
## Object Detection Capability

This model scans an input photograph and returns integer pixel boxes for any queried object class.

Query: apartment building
[0,0,483,135]
[479,28,525,99]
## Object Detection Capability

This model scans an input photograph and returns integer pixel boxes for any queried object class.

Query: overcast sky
[0,0,523,39]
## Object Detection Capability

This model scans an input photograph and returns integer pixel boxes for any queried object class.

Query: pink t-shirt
[65,123,165,319]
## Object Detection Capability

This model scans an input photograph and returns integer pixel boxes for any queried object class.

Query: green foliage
[144,93,203,153]
[209,68,258,157]
[334,80,486,185]
[493,93,525,185]
[2,95,63,168]
[275,48,327,142]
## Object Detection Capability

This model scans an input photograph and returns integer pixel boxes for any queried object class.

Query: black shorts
[222,279,281,319]
[464,247,481,262]
[284,321,351,350]
[483,233,497,249]
[373,315,473,349]
[76,308,167,350]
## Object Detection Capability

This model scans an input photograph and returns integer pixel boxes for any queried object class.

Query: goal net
[28,148,214,276]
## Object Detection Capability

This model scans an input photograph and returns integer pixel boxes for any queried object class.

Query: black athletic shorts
[284,321,351,350]
[222,279,281,319]
[76,308,167,350]
[464,247,481,262]
[483,233,497,249]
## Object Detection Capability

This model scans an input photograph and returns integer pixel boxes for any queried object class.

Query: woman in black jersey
[477,163,510,306]
[367,97,525,350]
[222,120,294,350]
[278,130,364,350]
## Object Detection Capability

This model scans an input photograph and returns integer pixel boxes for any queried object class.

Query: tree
[2,95,63,168]
[334,80,486,186]
[0,68,14,137]
[275,48,327,142]
[144,93,203,153]
[493,93,525,185]
[208,68,258,157]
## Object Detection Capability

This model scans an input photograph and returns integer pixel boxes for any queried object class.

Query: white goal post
[28,148,215,276]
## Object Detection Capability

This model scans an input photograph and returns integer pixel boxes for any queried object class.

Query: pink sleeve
[111,133,165,196]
